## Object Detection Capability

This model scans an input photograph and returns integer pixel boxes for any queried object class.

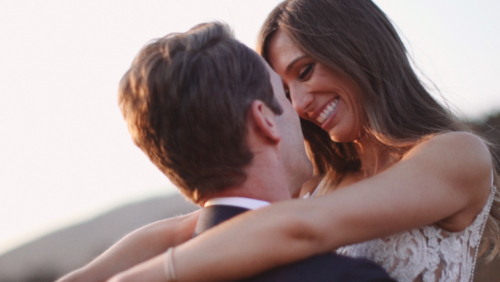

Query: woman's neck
[352,135,398,178]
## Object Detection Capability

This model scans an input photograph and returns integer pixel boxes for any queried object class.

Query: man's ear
[248,100,281,143]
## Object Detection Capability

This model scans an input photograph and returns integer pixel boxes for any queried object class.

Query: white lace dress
[334,181,497,282]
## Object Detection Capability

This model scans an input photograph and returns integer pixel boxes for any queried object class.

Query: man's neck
[200,157,295,206]
[200,148,300,206]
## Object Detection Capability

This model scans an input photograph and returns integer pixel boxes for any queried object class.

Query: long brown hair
[258,0,500,260]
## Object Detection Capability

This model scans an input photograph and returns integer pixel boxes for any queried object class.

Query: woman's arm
[57,209,200,282]
[107,253,168,282]
[163,132,493,281]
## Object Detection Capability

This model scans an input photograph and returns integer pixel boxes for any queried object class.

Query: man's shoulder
[239,252,394,282]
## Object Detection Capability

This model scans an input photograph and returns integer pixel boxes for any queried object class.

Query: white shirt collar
[204,197,270,210]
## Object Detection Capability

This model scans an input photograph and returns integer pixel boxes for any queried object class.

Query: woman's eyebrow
[285,55,309,75]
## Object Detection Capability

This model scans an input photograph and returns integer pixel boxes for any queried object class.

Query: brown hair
[119,22,282,203]
[258,0,500,259]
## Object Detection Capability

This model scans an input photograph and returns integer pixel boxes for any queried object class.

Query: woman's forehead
[267,30,307,73]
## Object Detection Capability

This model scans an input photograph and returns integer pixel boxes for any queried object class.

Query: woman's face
[267,30,365,143]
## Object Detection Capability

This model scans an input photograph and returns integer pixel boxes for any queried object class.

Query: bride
[61,1,500,282]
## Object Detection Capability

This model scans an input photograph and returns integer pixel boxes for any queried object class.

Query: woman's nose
[289,86,313,119]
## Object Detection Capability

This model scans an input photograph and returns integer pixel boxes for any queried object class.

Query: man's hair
[119,22,282,203]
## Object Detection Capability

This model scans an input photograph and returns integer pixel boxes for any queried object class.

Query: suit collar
[193,205,249,237]
[194,197,270,237]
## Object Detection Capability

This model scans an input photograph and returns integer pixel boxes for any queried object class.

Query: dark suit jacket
[194,205,395,282]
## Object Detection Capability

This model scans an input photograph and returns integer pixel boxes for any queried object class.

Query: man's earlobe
[249,100,281,143]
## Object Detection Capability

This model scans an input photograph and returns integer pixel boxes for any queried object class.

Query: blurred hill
[0,112,499,282]
[0,194,198,282]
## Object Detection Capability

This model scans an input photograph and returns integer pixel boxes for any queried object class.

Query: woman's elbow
[277,206,331,256]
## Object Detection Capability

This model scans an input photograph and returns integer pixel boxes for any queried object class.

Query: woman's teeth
[316,99,339,123]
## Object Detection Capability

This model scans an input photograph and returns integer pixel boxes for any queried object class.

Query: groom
[108,22,393,281]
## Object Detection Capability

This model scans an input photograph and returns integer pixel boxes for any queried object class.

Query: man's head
[118,22,311,204]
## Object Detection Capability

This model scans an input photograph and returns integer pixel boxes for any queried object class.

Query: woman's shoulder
[415,131,486,146]
[404,131,492,169]
[406,132,493,228]
[402,131,492,196]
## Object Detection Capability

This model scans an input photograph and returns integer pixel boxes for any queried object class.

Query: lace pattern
[337,185,496,282]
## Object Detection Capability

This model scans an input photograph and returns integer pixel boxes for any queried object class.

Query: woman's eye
[299,63,314,80]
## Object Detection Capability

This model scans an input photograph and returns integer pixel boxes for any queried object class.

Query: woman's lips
[316,97,339,124]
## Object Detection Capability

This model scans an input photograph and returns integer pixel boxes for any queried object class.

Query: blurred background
[0,1,499,281]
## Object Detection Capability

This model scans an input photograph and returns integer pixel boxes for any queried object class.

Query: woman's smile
[312,97,339,124]
[267,29,365,142]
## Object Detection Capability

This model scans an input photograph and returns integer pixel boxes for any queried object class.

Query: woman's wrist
[164,247,177,281]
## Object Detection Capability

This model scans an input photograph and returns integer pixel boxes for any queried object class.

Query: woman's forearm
[57,210,200,282]
[172,201,322,281]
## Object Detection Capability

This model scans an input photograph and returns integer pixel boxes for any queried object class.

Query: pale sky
[1,0,499,255]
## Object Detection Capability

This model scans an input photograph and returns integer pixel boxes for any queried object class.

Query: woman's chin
[328,134,349,143]
[328,130,361,143]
